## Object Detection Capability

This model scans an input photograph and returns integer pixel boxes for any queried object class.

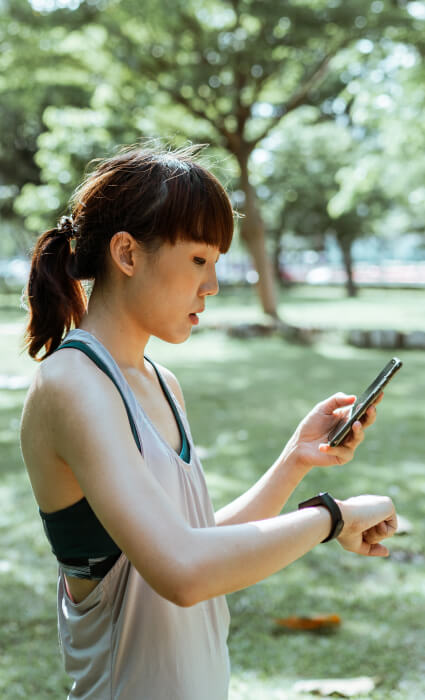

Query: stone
[368,329,403,349]
[404,330,425,349]
[347,329,370,347]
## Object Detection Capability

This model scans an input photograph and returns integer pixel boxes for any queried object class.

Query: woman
[20,146,397,700]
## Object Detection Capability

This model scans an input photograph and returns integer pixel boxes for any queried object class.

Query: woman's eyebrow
[192,245,220,263]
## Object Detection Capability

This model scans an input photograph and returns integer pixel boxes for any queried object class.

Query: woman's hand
[337,495,397,556]
[286,392,383,471]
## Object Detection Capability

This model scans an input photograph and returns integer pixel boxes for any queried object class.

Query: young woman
[20,146,397,700]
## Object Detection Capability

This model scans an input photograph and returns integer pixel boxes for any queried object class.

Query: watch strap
[298,492,344,543]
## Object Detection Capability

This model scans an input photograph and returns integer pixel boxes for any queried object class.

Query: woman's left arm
[215,392,382,526]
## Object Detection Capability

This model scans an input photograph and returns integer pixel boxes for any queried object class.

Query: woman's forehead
[170,239,220,255]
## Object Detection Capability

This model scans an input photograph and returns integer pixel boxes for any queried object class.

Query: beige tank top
[56,329,230,699]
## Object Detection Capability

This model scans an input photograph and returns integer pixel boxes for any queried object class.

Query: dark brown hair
[24,145,234,360]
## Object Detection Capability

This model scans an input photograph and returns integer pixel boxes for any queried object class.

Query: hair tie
[57,215,76,241]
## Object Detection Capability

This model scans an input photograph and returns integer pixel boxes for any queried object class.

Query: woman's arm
[214,450,311,526]
[45,353,395,607]
[155,371,379,527]
[216,393,380,525]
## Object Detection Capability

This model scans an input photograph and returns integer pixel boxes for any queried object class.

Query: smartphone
[327,357,403,447]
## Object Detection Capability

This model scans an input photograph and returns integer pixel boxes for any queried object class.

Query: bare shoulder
[20,347,119,510]
[20,347,123,461]
[154,362,186,414]
[21,345,150,509]
[41,346,132,426]
[23,346,110,408]
[20,350,76,437]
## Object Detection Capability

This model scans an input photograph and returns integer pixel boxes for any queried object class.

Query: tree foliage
[260,113,391,296]
[1,0,424,309]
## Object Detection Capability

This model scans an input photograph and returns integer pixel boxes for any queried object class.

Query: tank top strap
[55,329,142,453]
[144,356,191,463]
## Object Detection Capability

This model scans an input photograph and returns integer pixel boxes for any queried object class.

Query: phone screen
[328,357,402,447]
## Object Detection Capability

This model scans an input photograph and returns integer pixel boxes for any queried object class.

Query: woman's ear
[109,231,141,277]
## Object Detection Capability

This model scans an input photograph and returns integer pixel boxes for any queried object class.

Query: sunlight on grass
[206,285,425,332]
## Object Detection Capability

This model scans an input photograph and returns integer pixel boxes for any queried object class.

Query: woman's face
[128,239,220,343]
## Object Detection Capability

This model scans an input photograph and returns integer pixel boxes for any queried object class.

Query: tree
[77,0,423,318]
[4,0,423,317]
[328,44,425,244]
[0,0,106,253]
[261,114,391,297]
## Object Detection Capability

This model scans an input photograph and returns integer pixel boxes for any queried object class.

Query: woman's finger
[318,443,356,466]
[373,391,384,406]
[320,393,356,416]
[363,517,398,545]
[363,523,387,544]
[339,421,365,448]
[376,521,388,536]
[320,421,365,457]
[359,392,384,425]
[351,420,365,441]
[366,542,389,557]
[360,405,377,427]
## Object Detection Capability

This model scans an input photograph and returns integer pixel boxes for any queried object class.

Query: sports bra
[39,337,190,580]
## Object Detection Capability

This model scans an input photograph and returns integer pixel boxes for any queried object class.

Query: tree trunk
[273,236,282,287]
[340,238,357,297]
[273,235,291,288]
[238,151,280,318]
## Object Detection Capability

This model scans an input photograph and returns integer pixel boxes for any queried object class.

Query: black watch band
[298,492,344,543]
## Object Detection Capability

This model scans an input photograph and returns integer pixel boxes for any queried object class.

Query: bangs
[153,158,234,254]
[72,147,235,258]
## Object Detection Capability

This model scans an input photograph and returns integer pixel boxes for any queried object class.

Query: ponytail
[24,219,87,361]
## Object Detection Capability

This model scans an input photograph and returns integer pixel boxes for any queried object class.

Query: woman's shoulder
[23,345,112,420]
[19,349,101,508]
[21,344,141,467]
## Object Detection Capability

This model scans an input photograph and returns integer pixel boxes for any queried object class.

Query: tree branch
[248,41,350,148]
[162,86,227,141]
[102,12,229,142]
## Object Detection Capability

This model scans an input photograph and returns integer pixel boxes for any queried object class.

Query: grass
[1,285,424,699]
[205,284,425,332]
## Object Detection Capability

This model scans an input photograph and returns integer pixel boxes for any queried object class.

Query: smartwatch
[298,492,344,543]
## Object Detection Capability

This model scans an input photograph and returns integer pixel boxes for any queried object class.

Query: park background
[1,0,425,698]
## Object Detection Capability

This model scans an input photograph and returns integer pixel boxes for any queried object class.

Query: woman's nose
[200,268,219,297]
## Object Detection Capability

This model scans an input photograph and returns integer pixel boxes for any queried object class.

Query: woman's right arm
[44,352,397,607]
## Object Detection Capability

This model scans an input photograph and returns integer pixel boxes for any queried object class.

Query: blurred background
[1,0,425,304]
[1,1,425,698]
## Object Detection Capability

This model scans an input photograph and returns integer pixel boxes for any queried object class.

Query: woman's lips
[189,313,199,325]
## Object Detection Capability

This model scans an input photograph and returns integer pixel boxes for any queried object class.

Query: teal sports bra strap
[144,356,190,463]
[55,340,142,453]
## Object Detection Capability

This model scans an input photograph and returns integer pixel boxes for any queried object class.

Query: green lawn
[205,284,425,332]
[1,286,424,699]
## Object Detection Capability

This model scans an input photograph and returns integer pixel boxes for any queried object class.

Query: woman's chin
[155,328,192,345]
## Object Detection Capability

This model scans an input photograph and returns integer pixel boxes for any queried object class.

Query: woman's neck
[78,288,150,374]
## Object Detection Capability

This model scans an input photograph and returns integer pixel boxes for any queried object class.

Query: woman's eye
[194,257,206,265]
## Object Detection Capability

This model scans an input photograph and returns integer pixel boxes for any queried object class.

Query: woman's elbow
[144,549,206,608]
[171,585,198,608]
[168,564,205,608]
